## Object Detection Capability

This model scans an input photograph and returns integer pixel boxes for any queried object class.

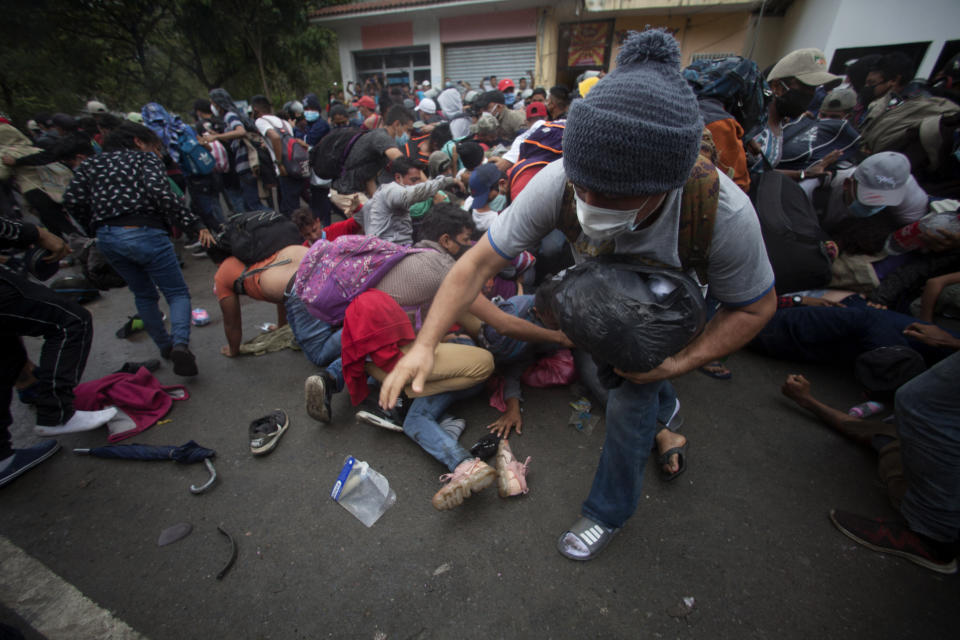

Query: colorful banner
[567,22,610,68]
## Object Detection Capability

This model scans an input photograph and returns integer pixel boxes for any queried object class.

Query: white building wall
[779,0,960,78]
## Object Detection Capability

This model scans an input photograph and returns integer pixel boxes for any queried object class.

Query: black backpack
[217,209,302,266]
[310,127,367,180]
[749,164,833,293]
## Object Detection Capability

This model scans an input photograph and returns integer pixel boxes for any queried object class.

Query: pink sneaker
[496,438,531,498]
[431,458,495,510]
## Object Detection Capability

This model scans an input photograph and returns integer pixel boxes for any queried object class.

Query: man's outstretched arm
[380,234,509,407]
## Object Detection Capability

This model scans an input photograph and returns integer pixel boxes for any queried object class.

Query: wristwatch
[792,295,803,306]
[799,169,806,180]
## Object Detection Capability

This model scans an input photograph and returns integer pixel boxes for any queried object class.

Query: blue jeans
[403,385,481,471]
[96,226,191,352]
[573,349,679,426]
[284,291,342,367]
[748,295,956,363]
[187,175,225,230]
[278,175,306,216]
[239,173,264,211]
[582,379,667,529]
[897,351,960,543]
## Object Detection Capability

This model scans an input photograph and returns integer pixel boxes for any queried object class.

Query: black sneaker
[114,359,161,375]
[249,410,289,456]
[169,344,198,377]
[469,433,501,460]
[355,394,407,432]
[304,372,334,423]
[116,315,144,339]
[829,509,958,574]
[0,440,61,488]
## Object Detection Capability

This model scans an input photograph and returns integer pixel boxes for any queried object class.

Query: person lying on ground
[781,356,960,575]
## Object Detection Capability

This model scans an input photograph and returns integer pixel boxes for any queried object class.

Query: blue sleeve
[306,120,331,146]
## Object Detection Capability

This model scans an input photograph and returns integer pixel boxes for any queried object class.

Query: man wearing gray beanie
[379,29,776,559]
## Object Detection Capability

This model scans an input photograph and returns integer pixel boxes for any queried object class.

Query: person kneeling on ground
[214,243,341,367]
[303,205,571,510]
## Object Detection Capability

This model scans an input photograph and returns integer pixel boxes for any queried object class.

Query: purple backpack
[294,235,426,323]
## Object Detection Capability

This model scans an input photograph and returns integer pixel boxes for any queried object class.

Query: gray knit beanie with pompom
[563,29,704,196]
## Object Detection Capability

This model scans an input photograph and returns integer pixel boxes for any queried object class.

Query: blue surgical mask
[304,110,320,122]
[504,92,516,106]
[489,194,508,212]
[395,133,410,146]
[849,200,886,218]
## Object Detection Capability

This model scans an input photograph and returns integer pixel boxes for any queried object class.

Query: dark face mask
[775,88,813,119]
[858,84,878,105]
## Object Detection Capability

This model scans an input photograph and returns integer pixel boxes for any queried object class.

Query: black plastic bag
[539,261,707,373]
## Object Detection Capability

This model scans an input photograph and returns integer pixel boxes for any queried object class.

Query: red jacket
[341,289,414,405]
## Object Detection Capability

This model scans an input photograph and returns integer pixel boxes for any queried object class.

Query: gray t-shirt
[332,128,398,195]
[487,160,775,306]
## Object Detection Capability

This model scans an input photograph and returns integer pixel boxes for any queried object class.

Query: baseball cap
[480,90,505,106]
[497,78,515,93]
[422,80,431,87]
[854,152,911,207]
[51,113,77,131]
[469,163,505,208]
[821,87,857,112]
[768,48,840,86]
[353,96,376,111]
[526,102,547,120]
[126,112,143,123]
[84,100,108,114]
[415,98,437,115]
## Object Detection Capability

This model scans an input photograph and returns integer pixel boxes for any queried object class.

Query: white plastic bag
[330,456,396,527]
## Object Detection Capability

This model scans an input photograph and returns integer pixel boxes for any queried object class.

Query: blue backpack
[177,126,216,176]
[141,102,215,176]
[683,57,771,137]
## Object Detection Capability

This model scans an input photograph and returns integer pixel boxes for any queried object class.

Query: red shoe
[829,509,957,574]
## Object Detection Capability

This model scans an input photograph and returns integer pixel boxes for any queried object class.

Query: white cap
[422,80,431,87]
[84,100,108,114]
[854,152,911,207]
[415,98,437,115]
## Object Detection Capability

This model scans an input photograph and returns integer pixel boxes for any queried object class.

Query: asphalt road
[2,249,958,639]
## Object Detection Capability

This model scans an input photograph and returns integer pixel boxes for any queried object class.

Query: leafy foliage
[0,0,340,125]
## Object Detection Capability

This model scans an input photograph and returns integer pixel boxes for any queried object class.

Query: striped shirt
[224,111,250,175]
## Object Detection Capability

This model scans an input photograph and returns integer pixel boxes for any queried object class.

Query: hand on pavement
[903,322,960,350]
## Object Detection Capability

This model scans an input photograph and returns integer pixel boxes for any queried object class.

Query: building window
[354,47,430,87]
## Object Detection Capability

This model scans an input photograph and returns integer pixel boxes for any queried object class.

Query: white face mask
[210,104,219,117]
[574,193,659,240]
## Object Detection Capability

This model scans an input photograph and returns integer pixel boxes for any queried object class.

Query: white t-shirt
[255,114,294,175]
[487,160,775,306]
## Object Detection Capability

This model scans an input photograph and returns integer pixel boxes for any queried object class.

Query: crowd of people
[1,27,959,573]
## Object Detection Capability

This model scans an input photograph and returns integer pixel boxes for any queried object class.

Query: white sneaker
[35,407,118,436]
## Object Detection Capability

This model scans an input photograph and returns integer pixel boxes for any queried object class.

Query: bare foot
[655,428,687,475]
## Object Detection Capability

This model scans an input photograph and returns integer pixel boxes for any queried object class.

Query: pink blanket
[74,367,189,442]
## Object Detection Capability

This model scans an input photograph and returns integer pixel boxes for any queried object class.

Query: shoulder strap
[556,144,720,283]
[677,153,720,284]
[232,258,292,296]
